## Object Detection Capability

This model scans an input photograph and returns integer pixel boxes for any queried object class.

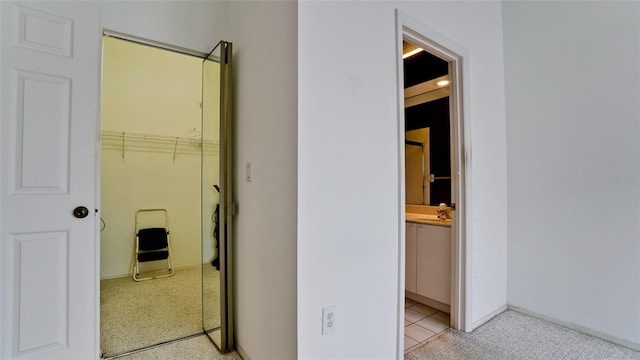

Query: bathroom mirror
[201,40,233,352]
[403,43,451,206]
[404,100,451,206]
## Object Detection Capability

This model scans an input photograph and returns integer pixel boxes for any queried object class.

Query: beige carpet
[101,265,221,357]
[406,310,640,360]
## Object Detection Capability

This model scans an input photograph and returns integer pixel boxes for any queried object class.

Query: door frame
[395,10,472,356]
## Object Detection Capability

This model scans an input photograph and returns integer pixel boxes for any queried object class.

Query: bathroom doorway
[397,17,469,355]
[402,39,453,353]
[99,36,233,357]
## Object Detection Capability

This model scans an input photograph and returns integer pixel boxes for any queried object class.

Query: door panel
[416,225,451,305]
[202,40,233,353]
[1,2,100,359]
[202,52,221,336]
[218,41,234,354]
[14,231,69,353]
[12,70,71,193]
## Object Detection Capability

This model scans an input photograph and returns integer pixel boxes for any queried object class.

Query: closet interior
[99,36,222,357]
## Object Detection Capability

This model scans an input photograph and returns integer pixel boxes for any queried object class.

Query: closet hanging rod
[100,130,218,145]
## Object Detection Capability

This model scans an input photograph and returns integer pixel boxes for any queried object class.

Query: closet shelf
[101,130,218,162]
[100,130,218,146]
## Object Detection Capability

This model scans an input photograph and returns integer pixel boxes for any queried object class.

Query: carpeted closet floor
[100,265,220,357]
[116,334,241,360]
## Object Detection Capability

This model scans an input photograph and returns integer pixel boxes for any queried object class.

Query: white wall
[298,1,507,358]
[98,1,228,55]
[0,4,4,358]
[504,1,640,347]
[227,1,298,359]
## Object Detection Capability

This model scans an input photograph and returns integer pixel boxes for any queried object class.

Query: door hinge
[228,202,238,216]
[451,203,456,211]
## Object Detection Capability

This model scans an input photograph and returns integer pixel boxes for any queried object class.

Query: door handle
[73,206,89,219]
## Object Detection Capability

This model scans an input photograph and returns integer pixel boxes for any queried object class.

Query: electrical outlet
[322,305,336,334]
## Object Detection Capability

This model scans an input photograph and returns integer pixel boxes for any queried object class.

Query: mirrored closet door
[99,36,234,358]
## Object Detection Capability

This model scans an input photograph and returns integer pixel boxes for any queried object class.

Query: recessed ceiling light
[436,80,450,86]
[403,48,423,59]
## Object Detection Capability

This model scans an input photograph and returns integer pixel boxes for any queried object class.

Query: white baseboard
[509,305,640,352]
[470,304,508,331]
[236,343,250,360]
[405,291,450,314]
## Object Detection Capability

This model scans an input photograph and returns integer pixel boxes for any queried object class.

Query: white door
[0,2,100,359]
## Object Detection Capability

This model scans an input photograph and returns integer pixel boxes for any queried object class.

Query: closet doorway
[99,36,233,357]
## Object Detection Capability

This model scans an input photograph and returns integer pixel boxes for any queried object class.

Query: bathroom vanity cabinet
[406,222,451,305]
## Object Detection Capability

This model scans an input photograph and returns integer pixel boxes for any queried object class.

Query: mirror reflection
[403,41,451,206]
[202,51,222,340]
[202,40,233,352]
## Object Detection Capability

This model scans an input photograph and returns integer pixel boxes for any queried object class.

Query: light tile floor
[404,298,450,353]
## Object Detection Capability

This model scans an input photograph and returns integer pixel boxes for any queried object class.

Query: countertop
[406,213,452,227]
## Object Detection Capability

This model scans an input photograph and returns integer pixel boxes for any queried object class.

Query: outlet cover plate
[322,305,336,334]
